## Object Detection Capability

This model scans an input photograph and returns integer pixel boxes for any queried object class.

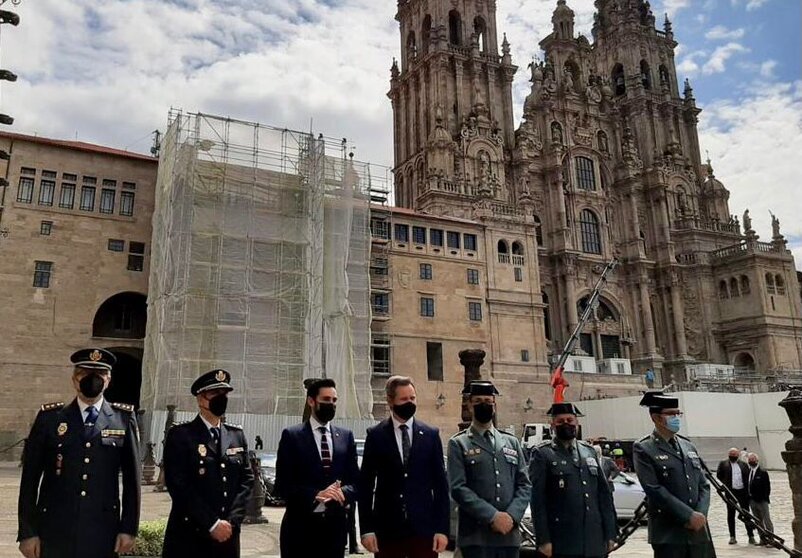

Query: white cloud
[660,0,692,17]
[702,42,750,74]
[705,25,746,40]
[731,0,771,9]
[699,81,802,269]
[760,60,778,78]
[676,50,708,77]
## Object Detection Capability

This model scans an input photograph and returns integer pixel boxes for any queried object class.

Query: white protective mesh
[141,112,380,426]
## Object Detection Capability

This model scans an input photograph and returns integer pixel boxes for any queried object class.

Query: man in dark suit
[358,376,450,558]
[716,447,756,545]
[162,369,254,558]
[633,391,713,558]
[746,452,773,545]
[17,348,141,558]
[276,378,360,558]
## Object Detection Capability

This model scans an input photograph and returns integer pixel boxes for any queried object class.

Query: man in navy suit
[358,376,450,558]
[276,378,360,558]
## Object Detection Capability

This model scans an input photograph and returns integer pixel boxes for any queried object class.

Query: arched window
[497,239,509,264]
[542,291,552,341]
[406,31,417,62]
[449,10,462,45]
[421,15,432,55]
[776,274,786,295]
[640,60,652,90]
[719,280,729,300]
[93,292,147,339]
[734,352,756,372]
[578,296,618,321]
[659,65,670,89]
[474,16,487,51]
[575,157,596,191]
[612,63,626,96]
[511,241,524,256]
[765,273,776,294]
[730,277,740,297]
[579,210,602,254]
[534,215,543,247]
[740,275,751,294]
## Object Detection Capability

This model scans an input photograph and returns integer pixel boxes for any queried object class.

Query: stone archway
[733,352,756,374]
[93,292,147,339]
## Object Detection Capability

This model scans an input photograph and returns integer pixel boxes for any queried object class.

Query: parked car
[256,451,285,506]
[519,471,646,553]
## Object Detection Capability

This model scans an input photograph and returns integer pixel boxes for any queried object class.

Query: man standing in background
[746,452,773,546]
[717,448,756,545]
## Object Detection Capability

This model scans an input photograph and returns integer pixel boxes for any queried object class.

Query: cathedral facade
[372,0,802,428]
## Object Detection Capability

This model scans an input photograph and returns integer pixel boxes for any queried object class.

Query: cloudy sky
[2,0,800,265]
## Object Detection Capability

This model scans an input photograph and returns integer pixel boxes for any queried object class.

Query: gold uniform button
[82,474,88,480]
[496,483,501,488]
[85,442,91,448]
[222,476,227,482]
[583,481,587,485]
[221,463,226,469]
[496,497,500,502]
[84,458,90,464]
[80,491,86,497]
[223,491,228,497]
[495,470,499,475]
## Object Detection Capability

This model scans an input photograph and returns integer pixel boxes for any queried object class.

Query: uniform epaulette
[110,402,135,413]
[40,401,64,412]
[450,429,468,438]
[637,434,651,443]
[536,440,553,448]
[676,434,690,441]
[578,439,594,447]
[497,429,516,437]
[225,423,243,430]
[169,420,190,429]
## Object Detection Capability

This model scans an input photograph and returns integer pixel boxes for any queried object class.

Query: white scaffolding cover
[141,112,377,421]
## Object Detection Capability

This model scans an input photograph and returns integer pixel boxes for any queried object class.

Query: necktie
[749,468,756,494]
[399,424,411,466]
[83,406,98,440]
[210,427,221,454]
[319,427,332,473]
[669,437,679,452]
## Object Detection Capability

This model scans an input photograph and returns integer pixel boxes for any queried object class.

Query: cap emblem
[215,370,226,382]
[89,350,102,362]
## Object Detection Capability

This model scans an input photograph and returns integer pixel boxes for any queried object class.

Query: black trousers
[726,488,754,538]
[652,544,715,558]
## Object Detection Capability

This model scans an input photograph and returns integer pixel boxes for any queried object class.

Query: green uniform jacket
[529,439,617,556]
[633,432,711,546]
[447,426,531,548]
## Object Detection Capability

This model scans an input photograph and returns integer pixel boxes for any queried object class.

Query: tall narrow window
[579,210,602,254]
[371,334,391,377]
[420,297,435,317]
[33,261,53,288]
[128,241,145,272]
[38,180,55,206]
[120,191,135,216]
[420,263,433,280]
[430,229,444,247]
[612,63,626,96]
[80,186,96,211]
[447,231,460,249]
[448,10,462,45]
[100,189,116,214]
[394,223,409,242]
[427,342,444,381]
[464,233,477,251]
[17,177,34,203]
[467,268,479,285]
[468,301,483,321]
[514,267,523,282]
[534,215,543,247]
[372,292,390,315]
[59,183,76,209]
[640,60,652,90]
[412,226,426,244]
[575,157,596,191]
[40,221,53,236]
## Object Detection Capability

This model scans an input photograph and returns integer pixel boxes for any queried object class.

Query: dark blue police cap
[463,380,499,396]
[70,348,116,371]
[546,402,583,417]
[191,369,234,396]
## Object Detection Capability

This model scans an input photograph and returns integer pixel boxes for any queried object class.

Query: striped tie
[319,427,332,473]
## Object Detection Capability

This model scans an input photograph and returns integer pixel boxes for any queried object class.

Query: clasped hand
[315,480,345,505]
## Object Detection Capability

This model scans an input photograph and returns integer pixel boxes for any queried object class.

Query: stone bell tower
[389,0,518,218]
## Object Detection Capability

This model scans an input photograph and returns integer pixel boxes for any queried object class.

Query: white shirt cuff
[209,519,221,533]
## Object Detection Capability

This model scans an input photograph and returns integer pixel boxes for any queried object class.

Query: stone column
[669,274,688,357]
[639,279,657,355]
[564,259,578,335]
[779,389,802,552]
[458,349,486,430]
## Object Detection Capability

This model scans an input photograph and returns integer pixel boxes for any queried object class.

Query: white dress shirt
[310,416,333,460]
[391,415,414,461]
[77,397,104,423]
[731,461,744,490]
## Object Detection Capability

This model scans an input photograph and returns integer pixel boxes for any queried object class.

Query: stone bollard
[142,442,157,485]
[458,349,486,430]
[244,451,268,524]
[779,388,802,552]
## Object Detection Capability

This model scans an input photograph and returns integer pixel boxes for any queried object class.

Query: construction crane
[550,258,619,403]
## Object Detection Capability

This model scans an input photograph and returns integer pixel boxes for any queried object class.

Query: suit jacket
[162,416,254,558]
[17,398,141,558]
[716,459,750,491]
[634,432,711,547]
[275,421,359,558]
[747,466,770,503]
[529,440,618,556]
[358,418,449,542]
[447,426,531,548]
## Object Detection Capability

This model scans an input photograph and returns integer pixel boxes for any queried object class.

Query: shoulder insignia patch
[536,440,552,448]
[225,423,243,430]
[577,440,593,448]
[450,429,468,439]
[40,402,64,412]
[110,402,135,413]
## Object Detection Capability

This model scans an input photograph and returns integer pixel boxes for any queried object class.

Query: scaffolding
[141,111,385,427]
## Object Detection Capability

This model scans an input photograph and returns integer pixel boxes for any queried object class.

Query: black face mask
[79,373,105,398]
[393,402,417,421]
[207,394,228,417]
[473,403,495,424]
[729,456,739,463]
[316,402,336,423]
[555,423,578,441]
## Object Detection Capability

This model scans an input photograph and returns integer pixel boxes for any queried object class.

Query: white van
[521,423,552,449]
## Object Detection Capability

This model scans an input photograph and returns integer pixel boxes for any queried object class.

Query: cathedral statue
[771,211,781,238]
[743,209,752,233]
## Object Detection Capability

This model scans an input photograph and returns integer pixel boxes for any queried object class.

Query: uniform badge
[199,468,206,475]
[657,454,669,460]
[89,350,102,362]
[585,457,597,468]
[57,423,68,436]
[198,444,207,457]
[688,451,699,458]
[558,478,565,489]
[215,370,226,382]
[503,447,517,457]
[226,447,244,455]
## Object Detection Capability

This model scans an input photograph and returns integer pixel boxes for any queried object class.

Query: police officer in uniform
[162,369,255,558]
[633,392,714,558]
[447,381,531,558]
[17,348,141,558]
[529,403,617,558]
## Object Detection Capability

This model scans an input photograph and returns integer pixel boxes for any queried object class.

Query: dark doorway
[93,292,147,339]
[104,347,143,409]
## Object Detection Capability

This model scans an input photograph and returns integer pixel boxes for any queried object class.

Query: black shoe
[729,537,737,545]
